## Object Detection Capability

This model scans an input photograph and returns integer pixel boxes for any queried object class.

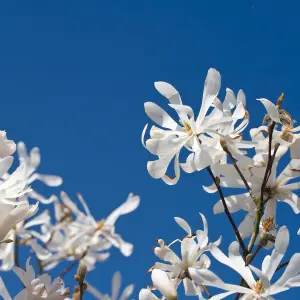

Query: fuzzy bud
[75,263,87,284]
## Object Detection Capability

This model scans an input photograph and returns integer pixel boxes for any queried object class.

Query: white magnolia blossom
[147,214,221,298]
[87,271,134,300]
[190,226,300,299]
[39,192,139,271]
[212,141,300,247]
[142,68,252,185]
[1,142,63,204]
[0,258,69,300]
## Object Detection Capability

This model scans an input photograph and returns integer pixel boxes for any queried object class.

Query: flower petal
[154,82,182,105]
[257,98,281,123]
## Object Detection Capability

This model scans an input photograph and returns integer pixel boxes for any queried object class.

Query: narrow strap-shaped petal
[144,102,180,131]
[112,272,121,300]
[154,82,182,105]
[196,68,221,127]
[174,217,191,235]
[264,226,289,280]
[257,98,281,123]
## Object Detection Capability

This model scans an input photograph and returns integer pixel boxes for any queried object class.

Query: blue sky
[0,1,300,299]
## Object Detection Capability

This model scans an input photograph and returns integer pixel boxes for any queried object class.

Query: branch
[248,122,276,252]
[225,148,256,201]
[206,167,248,257]
[276,260,289,272]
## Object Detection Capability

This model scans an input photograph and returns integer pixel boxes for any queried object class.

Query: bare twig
[225,149,255,201]
[248,122,276,253]
[206,167,248,257]
[276,260,290,272]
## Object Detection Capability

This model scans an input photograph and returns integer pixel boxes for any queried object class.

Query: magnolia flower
[1,142,63,204]
[212,150,300,246]
[190,226,300,299]
[150,214,220,297]
[0,258,69,299]
[40,192,139,271]
[86,271,134,300]
[142,68,225,185]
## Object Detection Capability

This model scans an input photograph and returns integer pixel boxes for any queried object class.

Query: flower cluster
[0,135,138,298]
[140,68,300,299]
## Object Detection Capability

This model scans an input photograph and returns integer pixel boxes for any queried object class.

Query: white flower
[86,271,134,300]
[212,149,300,246]
[189,226,300,299]
[0,258,69,300]
[142,68,224,184]
[40,192,139,271]
[2,142,63,204]
[150,214,220,297]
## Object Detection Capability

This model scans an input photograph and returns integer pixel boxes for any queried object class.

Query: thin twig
[276,260,289,272]
[201,285,211,299]
[206,167,248,257]
[58,250,88,279]
[225,149,255,201]
[248,122,276,253]
[14,232,20,268]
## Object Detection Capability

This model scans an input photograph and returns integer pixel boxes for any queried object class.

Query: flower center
[262,215,277,232]
[183,121,193,136]
[253,279,264,294]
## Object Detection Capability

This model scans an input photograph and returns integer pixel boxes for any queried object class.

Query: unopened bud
[245,254,253,265]
[276,92,284,108]
[75,263,87,284]
[0,239,13,244]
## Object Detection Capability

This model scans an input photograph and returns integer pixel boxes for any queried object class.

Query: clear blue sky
[0,1,300,299]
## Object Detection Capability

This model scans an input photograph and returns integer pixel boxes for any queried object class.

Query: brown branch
[276,260,289,272]
[248,122,276,253]
[224,149,255,201]
[206,167,248,257]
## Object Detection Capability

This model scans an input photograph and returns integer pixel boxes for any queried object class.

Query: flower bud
[74,263,87,284]
[151,269,177,300]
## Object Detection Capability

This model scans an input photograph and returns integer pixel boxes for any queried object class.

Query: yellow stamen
[183,121,193,136]
[253,279,265,294]
[262,216,277,232]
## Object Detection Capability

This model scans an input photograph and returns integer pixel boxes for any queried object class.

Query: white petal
[162,153,180,185]
[151,269,177,300]
[28,173,63,186]
[197,68,221,126]
[0,157,13,178]
[29,147,41,169]
[147,155,174,179]
[154,82,182,105]
[257,98,281,123]
[106,193,140,226]
[139,289,158,300]
[112,272,121,300]
[120,284,134,300]
[144,102,180,131]
[264,226,289,280]
[174,217,191,235]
